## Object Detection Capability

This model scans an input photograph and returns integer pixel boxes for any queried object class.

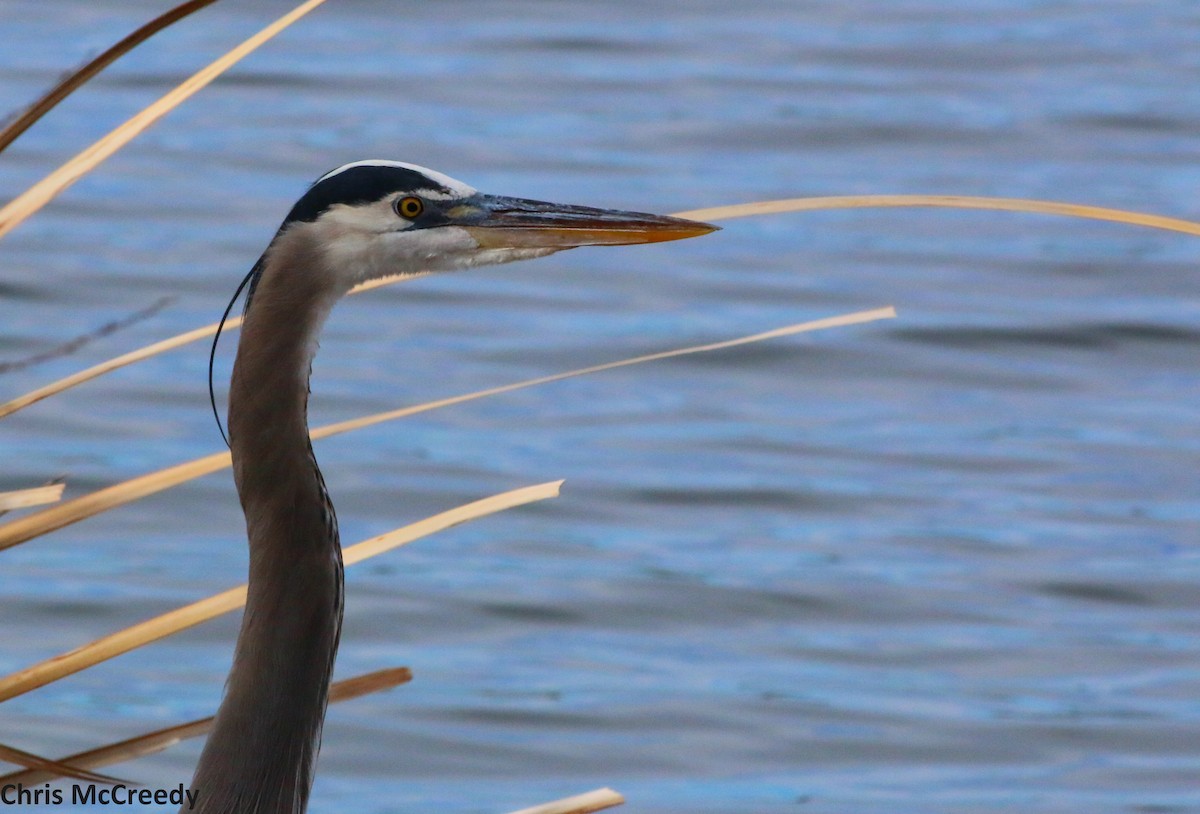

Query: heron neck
[187,230,345,814]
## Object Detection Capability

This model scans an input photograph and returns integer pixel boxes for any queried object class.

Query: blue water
[1,1,1198,812]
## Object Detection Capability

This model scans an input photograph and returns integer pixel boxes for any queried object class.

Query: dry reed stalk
[674,195,1200,236]
[2,679,621,814]
[0,307,893,552]
[0,484,65,512]
[0,667,410,785]
[0,276,413,420]
[0,481,560,703]
[0,743,123,785]
[0,325,229,420]
[3,194,1196,421]
[0,452,231,552]
[0,0,330,242]
[0,1,219,155]
[506,788,625,814]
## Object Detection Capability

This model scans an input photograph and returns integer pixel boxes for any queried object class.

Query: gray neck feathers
[186,226,345,814]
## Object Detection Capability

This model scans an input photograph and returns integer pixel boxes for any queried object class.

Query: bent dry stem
[0,307,894,552]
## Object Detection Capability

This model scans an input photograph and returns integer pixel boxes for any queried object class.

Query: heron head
[269,160,718,290]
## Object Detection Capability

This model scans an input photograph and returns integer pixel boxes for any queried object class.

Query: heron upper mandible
[187,160,716,813]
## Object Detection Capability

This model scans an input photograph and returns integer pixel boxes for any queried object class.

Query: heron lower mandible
[187,160,716,814]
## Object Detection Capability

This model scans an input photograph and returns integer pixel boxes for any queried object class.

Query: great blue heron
[189,160,716,813]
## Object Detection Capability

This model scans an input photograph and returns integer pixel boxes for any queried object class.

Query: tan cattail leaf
[0,323,224,420]
[506,788,625,814]
[0,308,893,552]
[0,0,220,155]
[0,484,64,512]
[325,666,413,703]
[0,742,126,786]
[0,482,559,702]
[0,667,410,785]
[5,192,1195,418]
[0,453,232,552]
[674,195,1200,237]
[0,276,417,420]
[0,0,330,242]
[311,307,897,441]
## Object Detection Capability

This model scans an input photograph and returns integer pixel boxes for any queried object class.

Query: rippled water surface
[1,2,1198,812]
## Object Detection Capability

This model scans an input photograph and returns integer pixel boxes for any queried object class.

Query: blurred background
[1,1,1197,812]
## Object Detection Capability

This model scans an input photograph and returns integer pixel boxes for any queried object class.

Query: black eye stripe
[283,165,453,225]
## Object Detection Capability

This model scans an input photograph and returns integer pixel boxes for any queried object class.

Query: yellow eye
[395,196,424,219]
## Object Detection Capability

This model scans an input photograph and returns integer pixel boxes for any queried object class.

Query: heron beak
[456,194,719,250]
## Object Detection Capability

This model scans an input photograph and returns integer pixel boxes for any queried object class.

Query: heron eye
[395,196,424,220]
